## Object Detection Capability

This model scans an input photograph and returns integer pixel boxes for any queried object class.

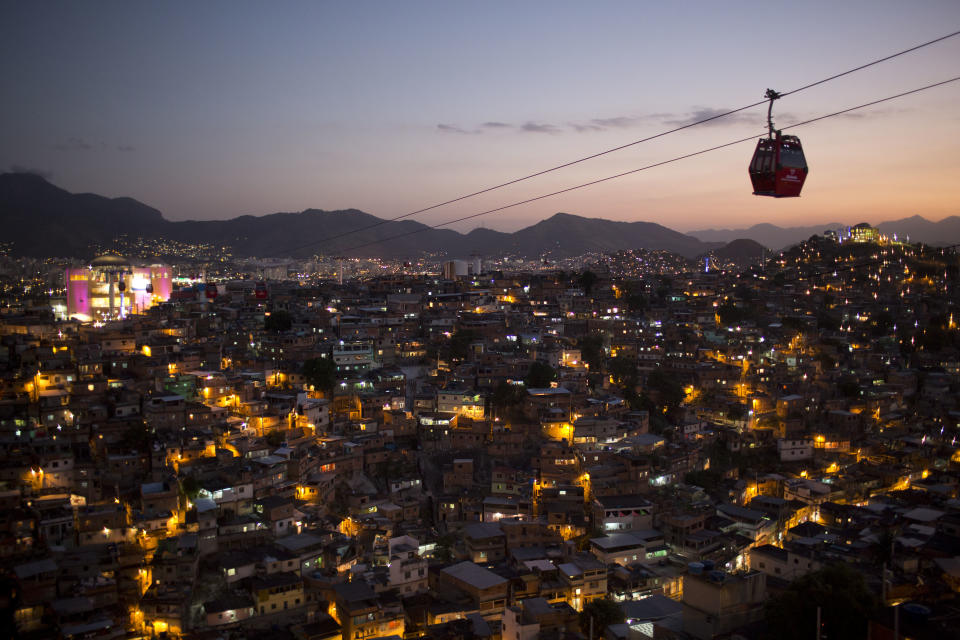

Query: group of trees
[525,361,557,388]
[764,563,879,640]
[264,309,293,333]
[302,357,337,395]
[487,360,560,421]
[578,334,605,371]
[578,565,878,640]
[557,562,881,640]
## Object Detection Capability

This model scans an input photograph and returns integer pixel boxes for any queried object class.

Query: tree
[764,563,879,640]
[870,311,894,337]
[180,476,201,500]
[578,334,605,370]
[265,431,285,448]
[917,324,951,352]
[578,270,599,296]
[684,469,724,490]
[625,293,648,313]
[815,351,836,370]
[655,277,673,302]
[608,355,638,390]
[726,403,748,421]
[525,361,556,388]
[646,370,684,417]
[491,381,525,420]
[781,315,808,333]
[264,309,293,333]
[121,420,151,453]
[0,575,19,640]
[717,301,750,326]
[448,329,478,362]
[302,357,337,394]
[579,598,625,636]
[838,380,860,398]
[435,533,457,563]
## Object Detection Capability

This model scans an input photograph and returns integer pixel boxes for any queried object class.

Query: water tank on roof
[688,562,704,575]
[708,570,727,583]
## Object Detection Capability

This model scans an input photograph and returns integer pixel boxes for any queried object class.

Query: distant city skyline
[2,1,959,233]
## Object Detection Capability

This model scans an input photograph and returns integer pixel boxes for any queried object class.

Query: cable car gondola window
[779,143,806,169]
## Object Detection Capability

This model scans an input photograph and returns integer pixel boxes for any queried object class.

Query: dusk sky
[2,1,959,234]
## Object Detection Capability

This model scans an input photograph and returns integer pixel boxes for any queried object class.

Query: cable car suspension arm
[765,88,782,138]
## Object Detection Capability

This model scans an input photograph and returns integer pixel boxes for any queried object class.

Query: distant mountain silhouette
[689,222,845,249]
[486,212,718,258]
[703,238,768,263]
[690,216,960,249]
[0,172,167,255]
[0,173,725,259]
[875,215,960,245]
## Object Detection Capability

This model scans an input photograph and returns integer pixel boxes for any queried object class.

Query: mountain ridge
[0,173,722,260]
[690,216,960,249]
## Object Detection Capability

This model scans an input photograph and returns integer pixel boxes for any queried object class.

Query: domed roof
[91,253,130,268]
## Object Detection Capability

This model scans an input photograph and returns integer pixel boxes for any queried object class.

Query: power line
[331,75,960,256]
[271,28,960,258]
[781,29,960,98]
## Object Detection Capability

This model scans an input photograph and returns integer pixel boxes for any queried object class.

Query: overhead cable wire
[780,28,960,98]
[331,75,960,256]
[271,29,960,258]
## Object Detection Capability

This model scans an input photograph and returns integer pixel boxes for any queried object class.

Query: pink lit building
[65,255,172,321]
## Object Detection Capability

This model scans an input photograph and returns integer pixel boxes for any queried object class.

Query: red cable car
[255,281,268,300]
[749,89,808,197]
[206,284,218,300]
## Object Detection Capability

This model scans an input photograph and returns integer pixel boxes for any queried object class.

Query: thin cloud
[8,164,53,179]
[437,123,477,135]
[117,144,136,152]
[591,116,642,129]
[521,121,561,134]
[570,122,604,133]
[53,137,93,151]
[481,121,512,129]
[823,106,907,121]
[663,107,759,127]
[568,115,647,133]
